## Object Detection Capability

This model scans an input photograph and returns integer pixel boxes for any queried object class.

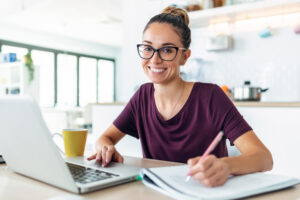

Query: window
[98,59,114,102]
[31,50,55,107]
[79,57,97,106]
[1,45,28,60]
[57,54,77,107]
[0,40,116,107]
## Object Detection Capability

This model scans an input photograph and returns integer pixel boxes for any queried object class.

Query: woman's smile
[148,66,167,73]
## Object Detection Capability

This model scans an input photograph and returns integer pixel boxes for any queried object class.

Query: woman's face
[141,23,190,85]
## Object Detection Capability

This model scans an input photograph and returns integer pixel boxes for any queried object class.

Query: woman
[88,6,273,187]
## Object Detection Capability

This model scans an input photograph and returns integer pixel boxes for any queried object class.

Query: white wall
[117,0,163,101]
[187,20,300,102]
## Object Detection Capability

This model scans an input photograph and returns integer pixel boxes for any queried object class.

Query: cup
[259,27,272,38]
[52,129,88,157]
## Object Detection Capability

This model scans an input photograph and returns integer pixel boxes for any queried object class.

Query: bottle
[213,0,223,7]
[203,0,213,9]
[226,0,233,5]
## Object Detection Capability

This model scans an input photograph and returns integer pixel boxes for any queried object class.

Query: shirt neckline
[151,82,197,124]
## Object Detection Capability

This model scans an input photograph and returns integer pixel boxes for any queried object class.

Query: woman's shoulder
[190,82,227,104]
[136,82,153,95]
[193,82,220,93]
[130,82,153,103]
[140,82,153,89]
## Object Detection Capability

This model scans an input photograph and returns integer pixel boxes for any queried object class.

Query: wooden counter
[91,102,300,107]
[1,156,300,200]
[233,101,300,107]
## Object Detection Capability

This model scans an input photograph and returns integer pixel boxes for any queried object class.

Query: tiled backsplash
[182,25,300,101]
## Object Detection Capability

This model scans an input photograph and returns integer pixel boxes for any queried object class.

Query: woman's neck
[153,78,186,101]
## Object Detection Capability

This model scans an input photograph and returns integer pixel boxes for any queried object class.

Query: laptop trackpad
[64,156,140,176]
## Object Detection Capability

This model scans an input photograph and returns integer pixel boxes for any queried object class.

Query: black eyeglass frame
[136,44,186,61]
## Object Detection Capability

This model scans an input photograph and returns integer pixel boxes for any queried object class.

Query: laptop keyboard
[67,163,119,184]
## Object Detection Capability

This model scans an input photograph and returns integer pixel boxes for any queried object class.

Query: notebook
[0,96,141,194]
[139,165,300,200]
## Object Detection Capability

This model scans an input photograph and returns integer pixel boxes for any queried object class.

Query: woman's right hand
[87,144,124,167]
[87,124,125,167]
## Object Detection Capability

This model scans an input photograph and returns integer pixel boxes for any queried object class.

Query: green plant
[24,53,34,83]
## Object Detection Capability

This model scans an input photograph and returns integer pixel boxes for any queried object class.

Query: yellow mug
[52,129,88,157]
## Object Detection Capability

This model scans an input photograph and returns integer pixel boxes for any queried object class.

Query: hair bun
[162,6,189,26]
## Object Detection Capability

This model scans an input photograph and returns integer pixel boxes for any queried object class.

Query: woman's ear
[180,49,191,66]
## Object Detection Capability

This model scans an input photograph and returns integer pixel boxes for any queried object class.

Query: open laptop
[0,96,140,193]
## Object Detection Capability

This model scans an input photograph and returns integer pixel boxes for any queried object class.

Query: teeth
[150,67,165,73]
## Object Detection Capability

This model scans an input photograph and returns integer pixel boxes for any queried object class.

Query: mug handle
[51,133,66,155]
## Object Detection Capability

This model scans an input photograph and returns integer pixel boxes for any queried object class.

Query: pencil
[185,131,224,182]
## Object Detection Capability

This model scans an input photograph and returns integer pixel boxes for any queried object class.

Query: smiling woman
[90,6,273,188]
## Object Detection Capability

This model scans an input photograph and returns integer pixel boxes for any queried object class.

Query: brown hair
[143,6,191,49]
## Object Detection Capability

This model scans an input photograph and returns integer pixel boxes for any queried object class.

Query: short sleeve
[210,85,252,145]
[113,90,140,139]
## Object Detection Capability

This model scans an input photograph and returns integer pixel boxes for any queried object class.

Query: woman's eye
[162,47,173,54]
[144,47,153,52]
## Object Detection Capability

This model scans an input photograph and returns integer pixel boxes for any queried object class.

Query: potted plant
[24,52,34,83]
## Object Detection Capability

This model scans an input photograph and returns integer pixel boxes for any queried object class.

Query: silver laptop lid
[0,96,78,193]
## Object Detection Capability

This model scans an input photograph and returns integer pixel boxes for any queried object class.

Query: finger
[213,175,227,187]
[114,151,124,163]
[87,153,96,160]
[187,156,201,167]
[202,171,223,187]
[190,155,217,173]
[193,164,217,182]
[189,158,213,175]
[102,146,108,166]
[105,146,115,164]
[96,149,102,163]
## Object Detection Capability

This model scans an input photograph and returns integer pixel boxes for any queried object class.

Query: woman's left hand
[187,155,230,187]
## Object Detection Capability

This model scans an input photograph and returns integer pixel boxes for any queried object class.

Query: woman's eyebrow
[142,41,176,46]
[142,40,152,44]
[162,42,176,46]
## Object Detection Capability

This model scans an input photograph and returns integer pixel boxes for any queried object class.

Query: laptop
[0,155,5,164]
[0,96,141,193]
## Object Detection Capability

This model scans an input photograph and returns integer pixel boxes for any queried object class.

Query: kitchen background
[1,0,300,177]
[1,0,300,103]
[118,0,300,102]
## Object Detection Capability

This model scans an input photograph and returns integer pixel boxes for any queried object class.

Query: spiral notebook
[139,165,300,200]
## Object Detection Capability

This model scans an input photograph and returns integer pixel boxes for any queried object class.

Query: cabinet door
[237,106,300,178]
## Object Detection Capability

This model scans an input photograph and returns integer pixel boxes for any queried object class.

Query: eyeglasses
[137,44,186,61]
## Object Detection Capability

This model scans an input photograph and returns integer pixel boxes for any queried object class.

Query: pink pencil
[185,131,224,182]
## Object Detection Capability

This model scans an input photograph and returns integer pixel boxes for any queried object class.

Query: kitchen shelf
[0,62,23,96]
[189,0,300,27]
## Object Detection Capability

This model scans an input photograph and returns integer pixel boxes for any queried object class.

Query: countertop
[91,102,300,107]
[233,101,300,107]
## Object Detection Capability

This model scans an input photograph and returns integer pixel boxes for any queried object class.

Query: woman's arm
[188,130,273,187]
[87,124,125,167]
[222,130,273,175]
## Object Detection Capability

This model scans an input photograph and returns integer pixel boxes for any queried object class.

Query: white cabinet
[189,0,300,27]
[92,104,143,158]
[0,62,24,95]
[237,106,300,178]
[0,62,39,101]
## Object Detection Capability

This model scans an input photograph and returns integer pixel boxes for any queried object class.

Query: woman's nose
[150,51,162,64]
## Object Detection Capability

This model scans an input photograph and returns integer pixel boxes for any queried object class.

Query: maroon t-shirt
[113,82,252,163]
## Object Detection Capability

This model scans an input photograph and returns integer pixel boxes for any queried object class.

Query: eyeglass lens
[138,45,178,61]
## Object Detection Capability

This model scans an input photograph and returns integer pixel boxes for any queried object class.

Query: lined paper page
[148,165,297,199]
